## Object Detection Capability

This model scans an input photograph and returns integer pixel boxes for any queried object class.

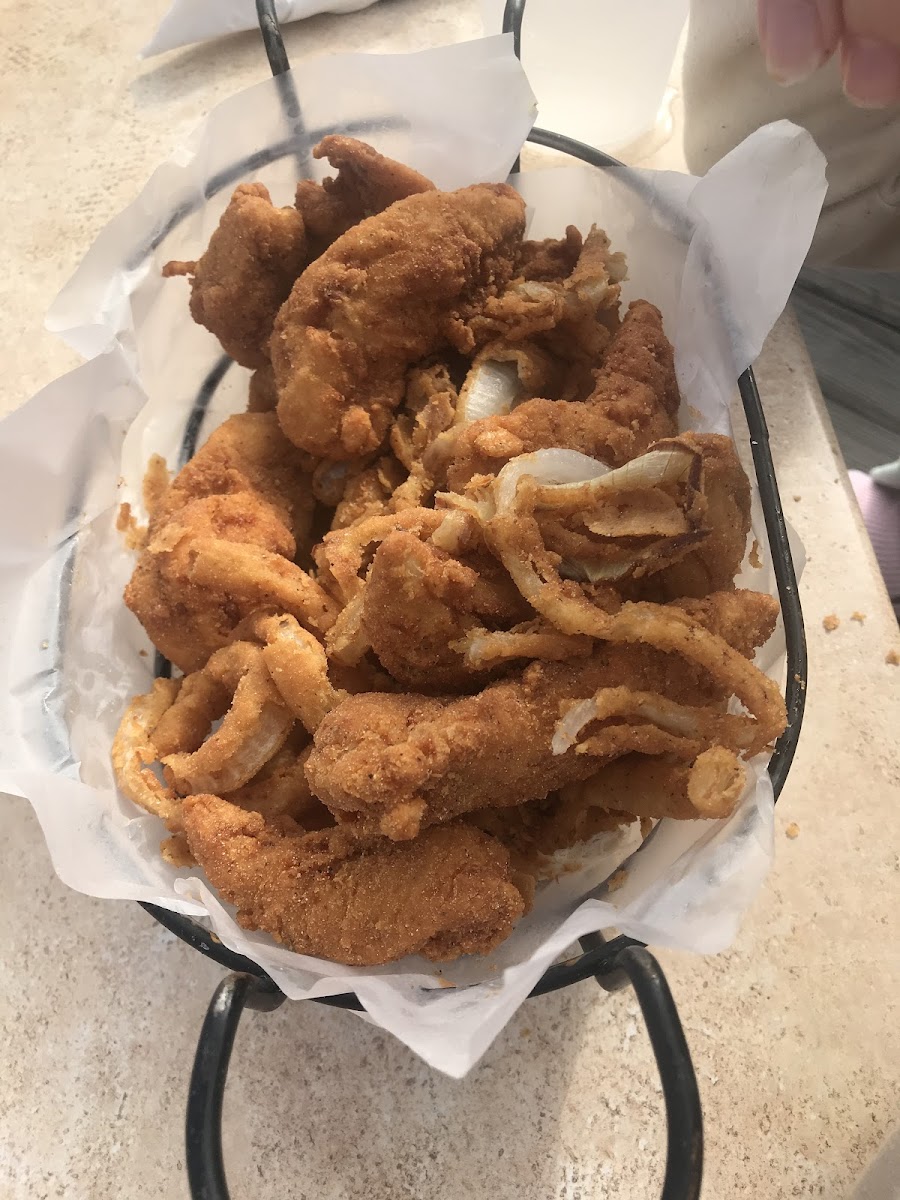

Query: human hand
[758,0,900,106]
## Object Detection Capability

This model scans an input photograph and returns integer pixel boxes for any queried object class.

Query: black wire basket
[135,2,809,1196]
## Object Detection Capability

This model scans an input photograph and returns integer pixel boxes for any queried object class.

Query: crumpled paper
[142,0,378,59]
[0,34,824,1076]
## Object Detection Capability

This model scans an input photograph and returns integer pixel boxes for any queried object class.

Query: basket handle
[185,948,702,1200]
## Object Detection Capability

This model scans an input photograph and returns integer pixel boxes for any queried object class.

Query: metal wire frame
[139,1,808,1196]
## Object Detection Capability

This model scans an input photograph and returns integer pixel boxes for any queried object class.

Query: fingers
[841,0,900,105]
[758,0,900,105]
[757,0,843,85]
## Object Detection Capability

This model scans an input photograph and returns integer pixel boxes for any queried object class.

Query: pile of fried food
[112,136,787,968]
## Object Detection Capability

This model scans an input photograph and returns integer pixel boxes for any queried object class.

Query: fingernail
[759,0,829,86]
[842,37,900,108]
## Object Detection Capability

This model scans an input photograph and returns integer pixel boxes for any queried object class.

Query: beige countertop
[2,3,899,1198]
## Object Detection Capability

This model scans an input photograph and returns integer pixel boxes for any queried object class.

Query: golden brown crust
[182,793,526,965]
[646,432,753,598]
[164,183,307,368]
[117,153,787,967]
[443,301,678,490]
[294,134,435,257]
[271,184,526,460]
[124,415,321,672]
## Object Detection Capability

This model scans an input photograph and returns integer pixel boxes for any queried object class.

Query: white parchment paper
[0,36,824,1076]
[142,0,379,59]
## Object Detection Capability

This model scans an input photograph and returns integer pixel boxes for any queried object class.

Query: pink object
[849,470,900,616]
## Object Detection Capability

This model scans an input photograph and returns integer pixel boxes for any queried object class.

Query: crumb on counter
[850,612,866,623]
[822,614,840,632]
[887,649,900,667]
[785,822,800,839]
[793,494,801,501]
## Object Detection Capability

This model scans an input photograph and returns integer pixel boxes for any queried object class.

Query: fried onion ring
[313,508,443,604]
[451,622,594,668]
[187,539,339,635]
[560,747,747,821]
[160,643,294,795]
[243,613,348,733]
[111,678,181,826]
[551,686,757,756]
[452,458,785,749]
[324,590,371,666]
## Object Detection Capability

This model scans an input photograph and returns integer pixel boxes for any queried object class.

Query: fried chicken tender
[307,591,777,841]
[294,135,435,257]
[672,590,778,658]
[362,530,529,691]
[600,295,680,420]
[181,793,527,965]
[271,183,526,460]
[150,413,314,548]
[124,414,327,672]
[163,183,306,368]
[124,491,298,673]
[444,301,679,490]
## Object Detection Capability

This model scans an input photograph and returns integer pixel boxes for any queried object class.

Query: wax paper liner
[0,36,824,1076]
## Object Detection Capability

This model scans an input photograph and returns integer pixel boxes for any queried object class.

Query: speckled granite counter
[1,3,898,1197]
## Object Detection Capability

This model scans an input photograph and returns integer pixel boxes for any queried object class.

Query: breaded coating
[182,793,527,965]
[672,590,778,658]
[307,590,776,841]
[561,746,747,822]
[362,530,529,691]
[271,183,526,460]
[163,183,306,368]
[124,414,326,672]
[124,492,298,673]
[517,226,584,282]
[247,363,278,412]
[444,301,678,490]
[295,135,435,256]
[601,296,680,420]
[151,413,314,548]
[648,432,752,598]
